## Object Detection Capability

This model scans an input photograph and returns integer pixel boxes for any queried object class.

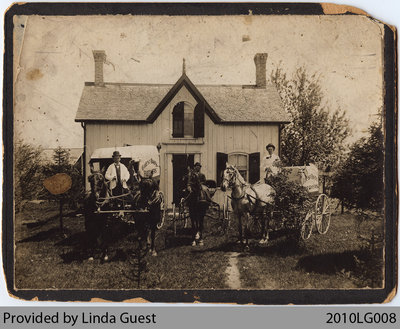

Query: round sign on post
[43,173,72,195]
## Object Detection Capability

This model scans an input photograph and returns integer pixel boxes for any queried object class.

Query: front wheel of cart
[315,194,331,234]
[300,210,314,240]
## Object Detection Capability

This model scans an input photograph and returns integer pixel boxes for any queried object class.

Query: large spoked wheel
[315,194,331,234]
[156,191,166,229]
[300,209,314,240]
[173,198,188,236]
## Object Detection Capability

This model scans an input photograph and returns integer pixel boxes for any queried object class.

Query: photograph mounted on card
[3,3,397,304]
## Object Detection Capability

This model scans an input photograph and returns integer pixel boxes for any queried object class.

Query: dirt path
[225,252,241,289]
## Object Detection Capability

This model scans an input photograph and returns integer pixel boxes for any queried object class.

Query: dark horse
[84,172,110,260]
[84,168,162,260]
[133,176,163,256]
[186,169,214,246]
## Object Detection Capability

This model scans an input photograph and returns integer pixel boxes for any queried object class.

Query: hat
[112,151,121,157]
[266,143,275,150]
[194,162,202,167]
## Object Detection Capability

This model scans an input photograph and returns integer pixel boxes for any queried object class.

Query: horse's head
[187,168,201,189]
[88,172,106,200]
[221,163,237,192]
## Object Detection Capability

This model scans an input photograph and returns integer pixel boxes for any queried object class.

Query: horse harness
[225,168,273,211]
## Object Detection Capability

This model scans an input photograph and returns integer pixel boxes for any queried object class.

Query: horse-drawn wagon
[84,145,166,258]
[283,164,331,240]
[221,163,331,249]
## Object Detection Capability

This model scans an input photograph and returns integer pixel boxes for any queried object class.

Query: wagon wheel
[315,194,331,234]
[173,198,188,236]
[156,191,166,229]
[300,209,314,240]
[206,203,226,236]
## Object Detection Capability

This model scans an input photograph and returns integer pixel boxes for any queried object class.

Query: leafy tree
[271,65,350,169]
[14,139,44,212]
[331,118,384,211]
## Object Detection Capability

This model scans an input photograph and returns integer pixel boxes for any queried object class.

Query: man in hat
[105,150,130,196]
[262,143,281,181]
[193,162,206,184]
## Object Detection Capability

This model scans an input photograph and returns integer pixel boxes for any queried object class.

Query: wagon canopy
[90,145,160,178]
[284,163,319,194]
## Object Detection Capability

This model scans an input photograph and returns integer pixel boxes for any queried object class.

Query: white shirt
[262,153,281,176]
[105,162,130,190]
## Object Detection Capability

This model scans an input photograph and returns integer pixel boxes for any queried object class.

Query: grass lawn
[14,202,384,291]
[14,202,229,290]
[237,212,384,289]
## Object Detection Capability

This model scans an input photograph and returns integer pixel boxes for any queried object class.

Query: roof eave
[219,120,291,124]
[75,118,148,123]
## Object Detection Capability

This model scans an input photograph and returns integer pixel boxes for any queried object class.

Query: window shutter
[193,102,205,138]
[249,152,260,184]
[216,152,228,186]
[172,102,184,137]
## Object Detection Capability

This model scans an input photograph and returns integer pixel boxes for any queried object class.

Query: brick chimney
[254,53,268,88]
[93,50,106,86]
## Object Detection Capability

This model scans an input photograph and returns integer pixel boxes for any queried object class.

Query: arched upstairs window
[173,101,204,138]
[172,102,184,137]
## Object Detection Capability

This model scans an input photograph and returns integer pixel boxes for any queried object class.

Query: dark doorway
[172,154,194,204]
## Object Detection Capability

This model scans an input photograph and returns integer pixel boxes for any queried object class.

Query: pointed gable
[146,73,221,123]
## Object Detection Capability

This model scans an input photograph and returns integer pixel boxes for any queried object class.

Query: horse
[221,163,275,250]
[133,176,162,256]
[186,168,213,246]
[84,171,110,261]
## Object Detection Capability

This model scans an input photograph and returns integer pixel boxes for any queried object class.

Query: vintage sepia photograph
[6,4,395,302]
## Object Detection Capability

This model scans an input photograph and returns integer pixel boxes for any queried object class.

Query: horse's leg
[265,207,271,243]
[259,208,268,244]
[149,208,157,256]
[244,212,250,251]
[237,212,243,245]
[198,206,206,246]
[100,215,109,261]
[189,205,197,246]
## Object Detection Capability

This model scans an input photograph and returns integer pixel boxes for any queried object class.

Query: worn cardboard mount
[3,2,397,304]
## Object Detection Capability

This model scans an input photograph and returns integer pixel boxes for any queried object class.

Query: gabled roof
[75,74,290,123]
[146,73,221,123]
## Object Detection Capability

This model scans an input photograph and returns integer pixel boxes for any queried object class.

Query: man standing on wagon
[262,143,281,183]
[105,150,130,196]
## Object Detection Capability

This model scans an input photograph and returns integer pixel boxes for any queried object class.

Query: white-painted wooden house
[75,51,290,206]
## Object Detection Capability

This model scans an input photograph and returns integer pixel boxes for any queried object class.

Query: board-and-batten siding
[84,86,280,207]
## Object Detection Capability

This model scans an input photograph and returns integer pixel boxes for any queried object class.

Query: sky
[13,13,384,149]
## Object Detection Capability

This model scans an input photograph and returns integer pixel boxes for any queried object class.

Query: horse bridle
[223,168,246,200]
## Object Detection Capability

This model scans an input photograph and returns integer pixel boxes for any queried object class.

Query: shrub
[14,139,44,212]
[267,169,313,229]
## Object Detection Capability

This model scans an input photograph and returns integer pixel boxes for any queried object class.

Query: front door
[172,154,194,204]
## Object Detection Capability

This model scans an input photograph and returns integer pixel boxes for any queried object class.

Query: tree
[331,118,384,211]
[271,65,350,169]
[14,139,44,212]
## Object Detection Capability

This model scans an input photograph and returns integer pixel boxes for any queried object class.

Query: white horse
[221,163,275,249]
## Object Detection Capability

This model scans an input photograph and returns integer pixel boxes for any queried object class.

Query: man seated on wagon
[105,150,130,197]
[262,143,282,184]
